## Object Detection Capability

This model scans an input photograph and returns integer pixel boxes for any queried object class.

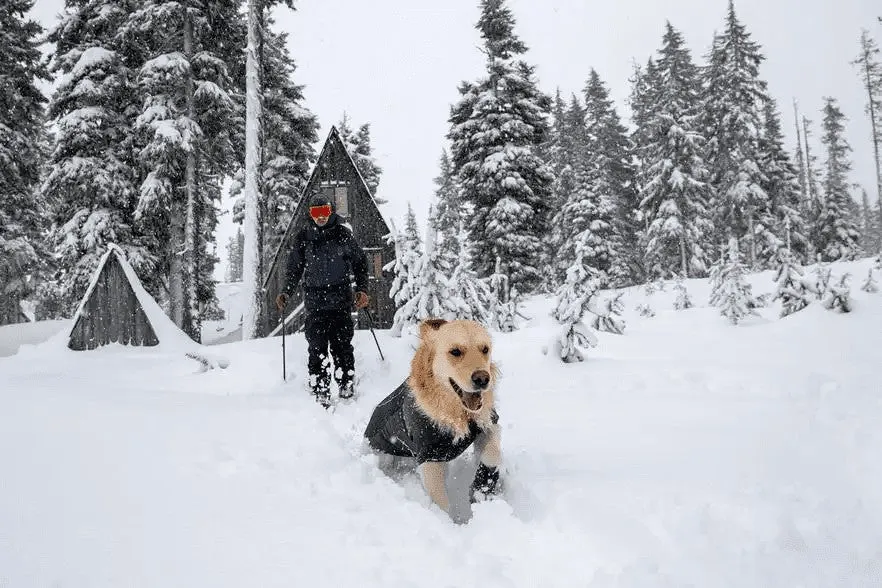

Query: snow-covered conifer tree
[255,26,317,263]
[487,258,519,333]
[673,275,693,310]
[123,0,243,340]
[860,267,878,293]
[583,69,641,286]
[387,204,424,337]
[859,188,881,254]
[551,241,601,363]
[772,251,812,317]
[852,30,882,209]
[822,273,852,313]
[817,97,861,261]
[448,0,553,294]
[545,91,581,289]
[802,116,824,253]
[225,227,245,282]
[555,96,617,286]
[432,150,462,276]
[338,113,383,200]
[628,58,660,190]
[638,23,713,279]
[448,254,494,325]
[760,98,810,263]
[709,238,758,325]
[812,257,832,301]
[43,0,143,314]
[591,292,626,334]
[0,0,51,324]
[390,207,469,336]
[702,1,774,267]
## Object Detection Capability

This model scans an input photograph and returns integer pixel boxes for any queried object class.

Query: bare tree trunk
[169,204,185,328]
[182,4,199,342]
[241,0,264,340]
[786,215,792,254]
[679,235,688,278]
[792,99,808,204]
[747,210,756,268]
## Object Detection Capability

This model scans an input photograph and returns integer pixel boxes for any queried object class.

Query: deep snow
[1,258,880,587]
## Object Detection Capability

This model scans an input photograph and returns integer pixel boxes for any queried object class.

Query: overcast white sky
[29,0,881,279]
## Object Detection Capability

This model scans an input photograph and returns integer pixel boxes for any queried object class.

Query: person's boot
[310,374,331,409]
[338,380,355,400]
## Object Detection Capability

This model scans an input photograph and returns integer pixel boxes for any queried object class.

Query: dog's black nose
[471,370,490,390]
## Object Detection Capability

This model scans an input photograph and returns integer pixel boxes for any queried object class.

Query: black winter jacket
[364,380,499,464]
[281,214,369,313]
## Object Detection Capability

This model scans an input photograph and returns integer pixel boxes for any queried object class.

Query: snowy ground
[0,319,67,358]
[1,259,880,587]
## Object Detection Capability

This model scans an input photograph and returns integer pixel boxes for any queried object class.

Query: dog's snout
[471,370,490,390]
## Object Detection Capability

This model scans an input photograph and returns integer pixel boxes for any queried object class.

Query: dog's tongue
[461,391,482,411]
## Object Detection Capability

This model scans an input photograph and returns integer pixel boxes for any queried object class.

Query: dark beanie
[309,193,332,208]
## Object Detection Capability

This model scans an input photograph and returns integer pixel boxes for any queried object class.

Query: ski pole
[361,307,385,361]
[280,303,287,381]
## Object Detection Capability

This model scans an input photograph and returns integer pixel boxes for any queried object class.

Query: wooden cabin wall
[68,255,159,350]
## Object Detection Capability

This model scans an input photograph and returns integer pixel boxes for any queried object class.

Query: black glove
[469,463,501,503]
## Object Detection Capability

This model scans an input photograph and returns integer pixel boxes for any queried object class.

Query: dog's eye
[481,346,489,355]
[449,348,462,357]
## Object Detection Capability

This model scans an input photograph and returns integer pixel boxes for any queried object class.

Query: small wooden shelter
[65,244,228,369]
[260,126,396,337]
[68,245,160,350]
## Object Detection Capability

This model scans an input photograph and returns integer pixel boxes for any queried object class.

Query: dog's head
[417,318,497,413]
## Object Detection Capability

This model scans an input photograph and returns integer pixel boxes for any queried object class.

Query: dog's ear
[419,318,447,338]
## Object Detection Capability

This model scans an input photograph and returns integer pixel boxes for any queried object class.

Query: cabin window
[321,185,349,218]
[335,186,349,217]
[372,253,383,278]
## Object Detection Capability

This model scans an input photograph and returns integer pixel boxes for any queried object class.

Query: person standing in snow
[275,193,370,407]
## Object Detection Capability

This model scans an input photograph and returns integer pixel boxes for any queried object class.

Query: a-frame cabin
[259,126,396,337]
[67,244,160,350]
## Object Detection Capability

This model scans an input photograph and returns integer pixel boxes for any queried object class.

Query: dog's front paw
[469,463,501,503]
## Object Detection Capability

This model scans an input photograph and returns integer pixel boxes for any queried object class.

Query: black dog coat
[364,379,498,464]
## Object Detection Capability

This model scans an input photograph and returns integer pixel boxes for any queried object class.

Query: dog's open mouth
[449,378,482,411]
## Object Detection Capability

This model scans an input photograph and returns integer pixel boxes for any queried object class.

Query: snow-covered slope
[0,319,67,358]
[1,258,880,587]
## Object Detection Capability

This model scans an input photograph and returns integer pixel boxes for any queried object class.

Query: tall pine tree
[338,113,383,200]
[547,94,584,286]
[628,58,661,196]
[852,30,882,208]
[759,97,809,261]
[859,187,881,253]
[431,149,462,275]
[0,0,51,324]
[43,0,143,315]
[817,97,861,261]
[702,1,773,267]
[124,0,244,341]
[555,96,617,285]
[582,69,640,285]
[448,0,553,294]
[802,115,824,254]
[638,23,713,279]
[388,203,423,337]
[225,227,245,282]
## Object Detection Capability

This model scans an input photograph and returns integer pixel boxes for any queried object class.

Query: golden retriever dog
[364,318,502,514]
